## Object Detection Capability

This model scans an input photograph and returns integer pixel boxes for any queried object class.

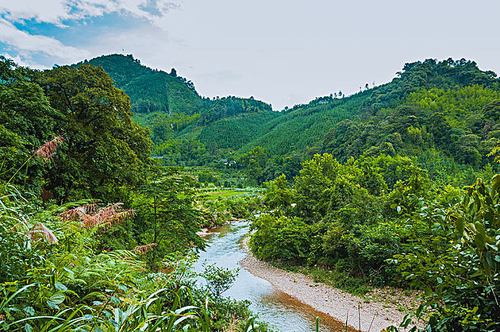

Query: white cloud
[0,18,89,63]
[3,53,32,67]
[0,0,179,26]
[0,0,179,66]
[0,0,70,26]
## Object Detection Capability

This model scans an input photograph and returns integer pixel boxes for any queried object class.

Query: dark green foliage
[251,153,499,330]
[0,56,267,331]
[322,86,500,174]
[243,58,499,161]
[369,58,499,111]
[250,153,432,284]
[0,57,152,202]
[85,55,499,188]
[3,53,500,330]
[39,64,153,201]
[251,214,311,263]
[198,96,272,124]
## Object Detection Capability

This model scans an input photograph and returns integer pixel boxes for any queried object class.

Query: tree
[0,59,61,191]
[393,175,500,331]
[238,146,270,185]
[37,64,153,201]
[132,170,204,270]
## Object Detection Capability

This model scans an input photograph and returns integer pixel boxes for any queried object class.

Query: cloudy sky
[1,0,499,110]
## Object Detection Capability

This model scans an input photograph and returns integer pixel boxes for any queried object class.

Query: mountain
[86,54,204,114]
[84,55,499,184]
[82,54,280,165]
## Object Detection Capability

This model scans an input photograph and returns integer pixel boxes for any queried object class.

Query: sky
[0,0,499,110]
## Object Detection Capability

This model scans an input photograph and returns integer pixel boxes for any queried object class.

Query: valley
[0,54,498,331]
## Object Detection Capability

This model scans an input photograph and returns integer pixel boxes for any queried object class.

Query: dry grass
[133,243,158,254]
[34,136,64,159]
[60,203,134,229]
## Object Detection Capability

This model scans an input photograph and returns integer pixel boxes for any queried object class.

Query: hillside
[85,54,205,114]
[83,55,280,166]
[242,59,499,155]
[86,55,499,185]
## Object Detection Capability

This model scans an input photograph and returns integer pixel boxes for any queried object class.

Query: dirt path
[240,239,410,332]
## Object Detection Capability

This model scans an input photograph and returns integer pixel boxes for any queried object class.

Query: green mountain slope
[85,54,205,114]
[85,55,499,184]
[241,59,499,156]
[83,54,279,163]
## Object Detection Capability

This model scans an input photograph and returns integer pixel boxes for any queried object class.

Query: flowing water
[193,221,350,332]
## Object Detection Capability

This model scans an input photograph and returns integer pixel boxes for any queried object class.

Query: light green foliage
[0,184,267,331]
[85,56,499,187]
[252,151,499,329]
[202,264,238,298]
[198,188,262,227]
[323,86,500,175]
[130,169,205,270]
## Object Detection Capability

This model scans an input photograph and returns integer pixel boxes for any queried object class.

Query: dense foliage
[251,154,437,281]
[1,57,152,202]
[251,151,499,330]
[86,56,499,188]
[85,54,280,172]
[390,175,499,331]
[2,52,499,331]
[0,185,266,331]
[322,86,499,177]
[85,55,203,115]
[0,56,267,331]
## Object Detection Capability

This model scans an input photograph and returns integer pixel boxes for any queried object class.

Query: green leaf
[55,281,67,291]
[47,292,65,309]
[23,306,35,316]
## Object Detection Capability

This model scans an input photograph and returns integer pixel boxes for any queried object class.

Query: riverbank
[240,238,412,332]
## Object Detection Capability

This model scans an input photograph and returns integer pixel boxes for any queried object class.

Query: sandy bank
[240,239,411,331]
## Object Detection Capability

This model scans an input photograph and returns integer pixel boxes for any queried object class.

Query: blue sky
[1,0,499,110]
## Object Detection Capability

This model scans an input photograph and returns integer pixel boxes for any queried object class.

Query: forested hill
[85,55,499,185]
[82,54,279,167]
[84,54,204,114]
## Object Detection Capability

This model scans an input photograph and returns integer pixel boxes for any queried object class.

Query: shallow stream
[193,221,350,332]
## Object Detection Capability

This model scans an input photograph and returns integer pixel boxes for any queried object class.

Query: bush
[250,214,311,263]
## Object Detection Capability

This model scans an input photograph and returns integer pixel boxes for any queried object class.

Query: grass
[197,187,261,199]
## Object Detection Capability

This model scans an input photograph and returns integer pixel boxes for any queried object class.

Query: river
[193,221,351,332]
